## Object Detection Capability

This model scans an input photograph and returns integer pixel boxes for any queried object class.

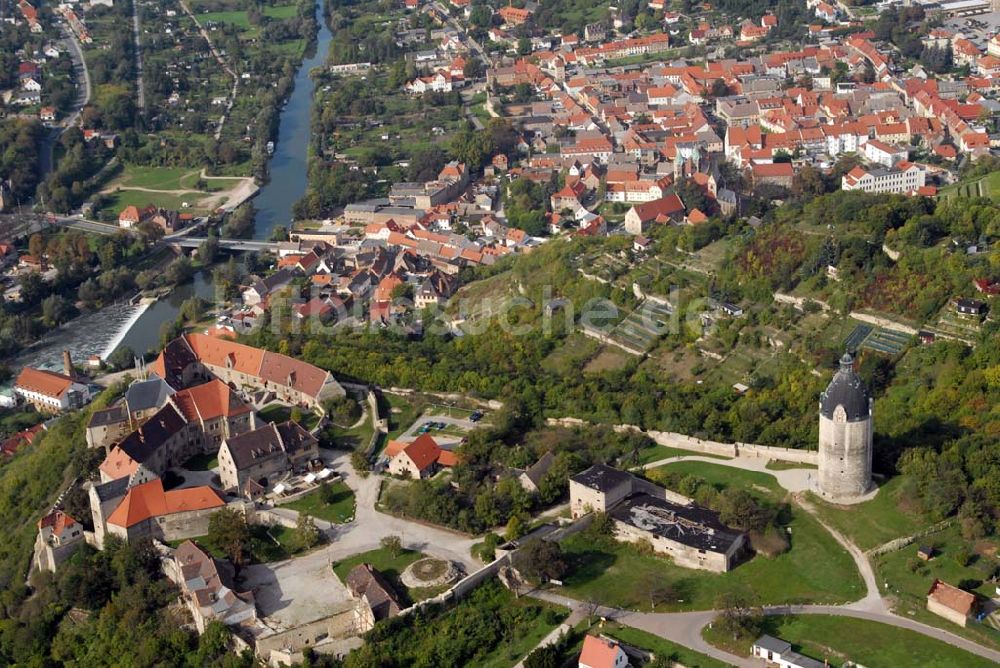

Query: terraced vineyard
[601,299,674,355]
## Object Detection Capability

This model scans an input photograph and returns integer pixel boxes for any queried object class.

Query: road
[179,0,239,139]
[265,450,481,572]
[38,18,93,183]
[132,0,146,111]
[548,451,1000,665]
[432,1,491,67]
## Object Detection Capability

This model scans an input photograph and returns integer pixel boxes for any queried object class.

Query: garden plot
[843,323,911,355]
[603,299,673,354]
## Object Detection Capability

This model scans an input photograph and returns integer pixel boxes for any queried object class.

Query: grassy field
[102,189,200,214]
[541,333,600,374]
[603,625,729,668]
[116,165,201,190]
[382,392,428,440]
[281,482,356,523]
[633,444,731,465]
[560,461,864,610]
[873,523,1000,649]
[804,476,927,551]
[705,614,998,667]
[766,459,817,471]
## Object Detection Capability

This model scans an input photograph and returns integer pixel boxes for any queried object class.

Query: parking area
[942,12,1000,50]
[395,410,486,443]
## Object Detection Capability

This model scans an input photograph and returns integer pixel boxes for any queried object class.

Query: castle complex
[816,353,874,502]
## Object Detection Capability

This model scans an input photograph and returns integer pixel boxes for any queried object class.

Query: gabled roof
[171,379,251,423]
[106,479,225,528]
[38,509,79,536]
[630,194,685,223]
[927,579,975,616]
[579,635,624,668]
[14,367,76,399]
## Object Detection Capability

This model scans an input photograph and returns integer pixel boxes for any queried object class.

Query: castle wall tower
[817,353,874,501]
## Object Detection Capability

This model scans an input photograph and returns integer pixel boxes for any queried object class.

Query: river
[7,2,331,371]
[251,0,332,240]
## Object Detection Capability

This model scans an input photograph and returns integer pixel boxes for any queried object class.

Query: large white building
[841,162,925,194]
[13,367,91,412]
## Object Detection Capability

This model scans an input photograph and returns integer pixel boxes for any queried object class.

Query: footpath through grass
[804,476,927,551]
[705,614,997,668]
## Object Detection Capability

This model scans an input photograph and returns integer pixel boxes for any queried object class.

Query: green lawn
[258,404,320,430]
[169,524,299,564]
[765,459,817,471]
[939,170,1000,202]
[281,482,356,523]
[604,625,729,668]
[333,546,422,583]
[873,524,1000,649]
[804,476,928,551]
[559,461,863,610]
[118,165,201,190]
[705,615,998,668]
[331,546,451,605]
[382,392,428,440]
[634,444,732,466]
[181,452,218,471]
[102,189,201,214]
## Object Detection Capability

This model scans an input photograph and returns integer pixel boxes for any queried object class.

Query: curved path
[589,452,1000,664]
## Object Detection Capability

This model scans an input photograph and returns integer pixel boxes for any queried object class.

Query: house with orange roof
[118,204,155,229]
[13,367,91,412]
[927,579,976,627]
[498,4,531,26]
[387,433,457,479]
[34,510,84,572]
[150,333,345,409]
[170,379,254,450]
[624,194,685,234]
[578,634,628,668]
[102,478,226,544]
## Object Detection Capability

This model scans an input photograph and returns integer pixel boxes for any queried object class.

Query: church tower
[817,353,874,501]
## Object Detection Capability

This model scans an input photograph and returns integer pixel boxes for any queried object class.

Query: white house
[751,635,826,668]
[842,163,925,194]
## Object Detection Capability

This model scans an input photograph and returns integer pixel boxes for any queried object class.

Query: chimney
[62,350,74,379]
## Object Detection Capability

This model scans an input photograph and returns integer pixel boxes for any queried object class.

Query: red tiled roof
[106,479,225,528]
[927,579,975,617]
[38,509,78,535]
[14,367,74,399]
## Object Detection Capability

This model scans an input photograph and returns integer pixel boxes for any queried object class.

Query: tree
[207,508,252,567]
[106,345,136,371]
[380,534,403,558]
[637,571,679,610]
[714,589,762,640]
[512,539,567,584]
[164,256,194,285]
[291,514,321,551]
[40,294,74,327]
[198,235,219,264]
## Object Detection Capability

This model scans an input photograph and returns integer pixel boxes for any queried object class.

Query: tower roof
[820,353,870,422]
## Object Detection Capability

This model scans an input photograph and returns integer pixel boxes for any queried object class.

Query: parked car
[470,411,483,422]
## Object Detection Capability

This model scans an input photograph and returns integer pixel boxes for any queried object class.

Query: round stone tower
[817,353,874,501]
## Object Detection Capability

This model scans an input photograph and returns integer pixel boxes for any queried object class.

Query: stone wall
[545,417,820,465]
[867,519,953,557]
[255,607,356,666]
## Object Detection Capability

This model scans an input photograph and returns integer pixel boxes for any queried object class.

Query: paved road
[639,454,816,494]
[132,0,146,111]
[267,450,480,572]
[559,451,1000,664]
[396,411,482,442]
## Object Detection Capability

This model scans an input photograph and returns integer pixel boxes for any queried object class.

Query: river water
[8,2,331,370]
